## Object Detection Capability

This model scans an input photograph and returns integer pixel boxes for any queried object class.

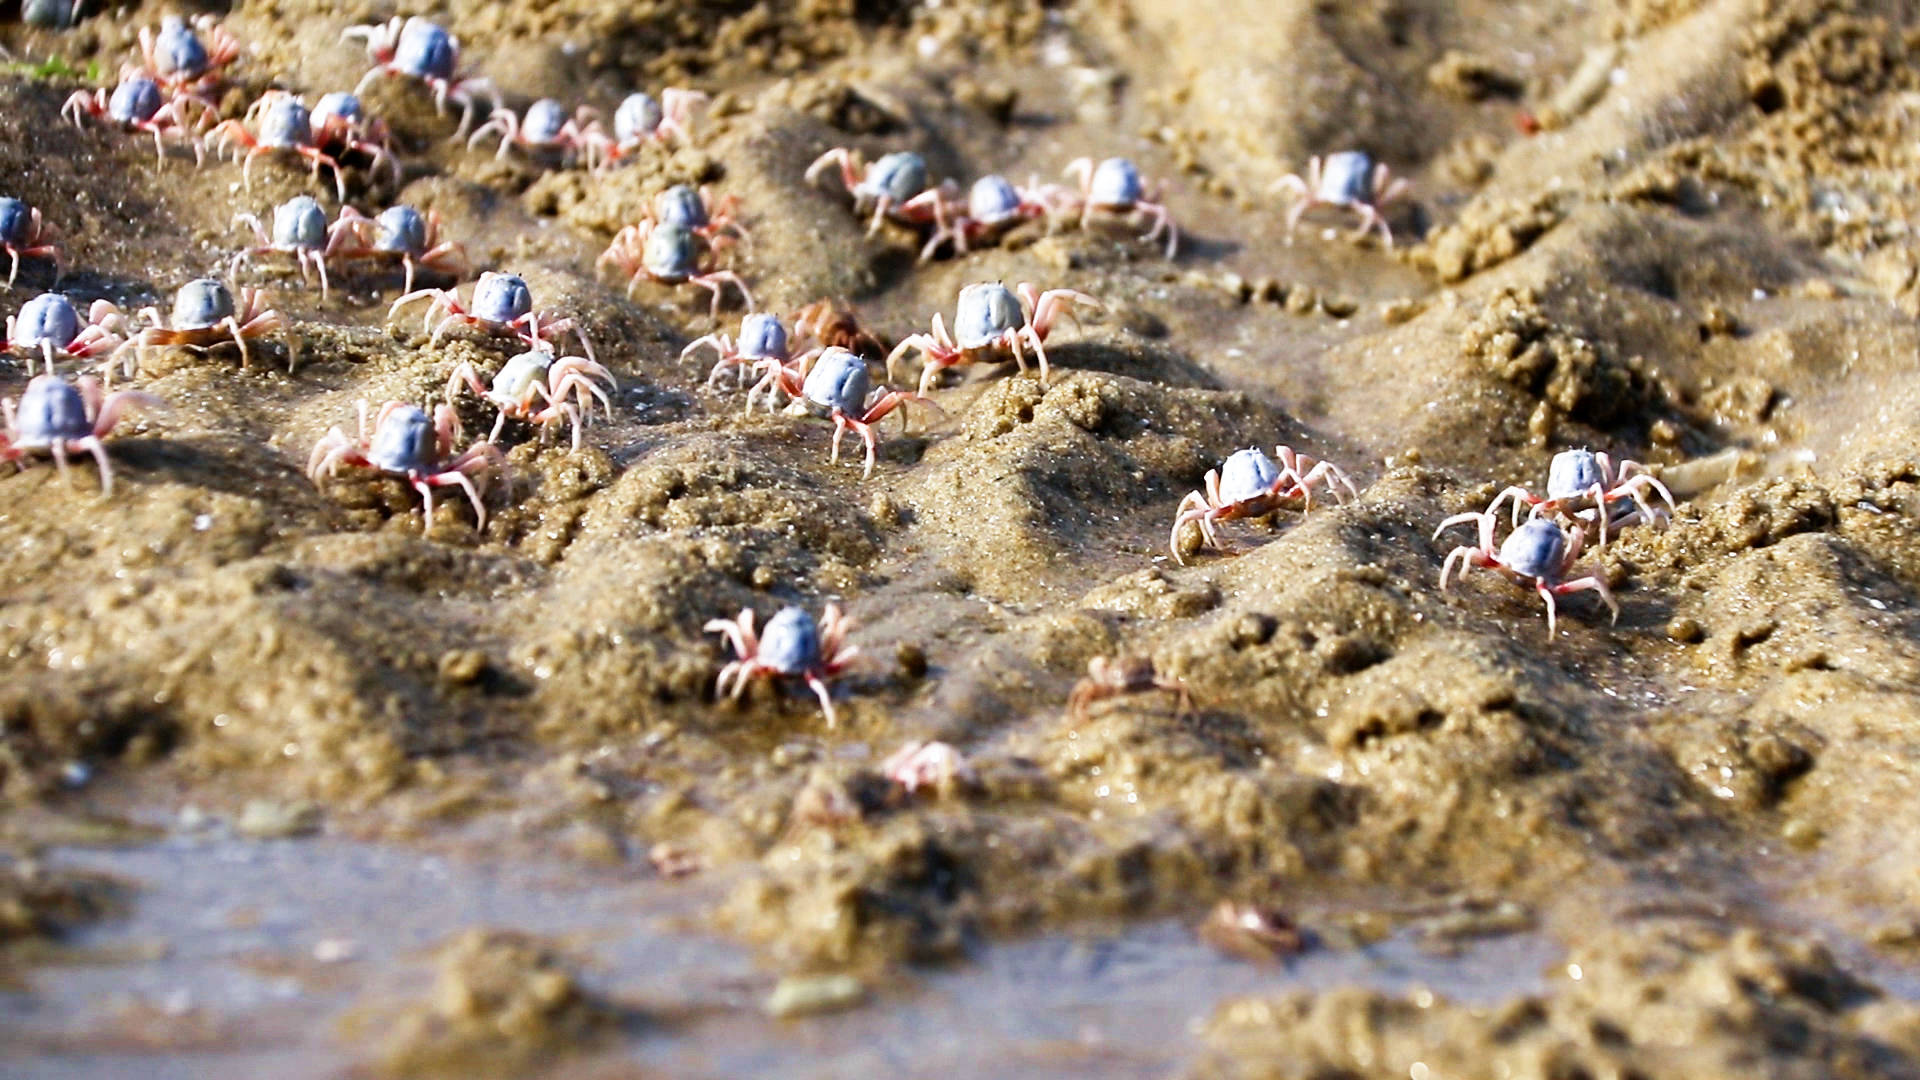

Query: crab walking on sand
[806,148,957,236]
[1,373,162,496]
[919,173,1052,261]
[584,89,707,168]
[62,72,209,166]
[6,293,128,372]
[887,281,1098,393]
[116,278,286,377]
[308,400,507,531]
[391,271,597,362]
[342,16,499,136]
[683,312,797,391]
[1435,512,1618,635]
[1272,151,1411,248]
[757,346,942,478]
[335,204,469,295]
[444,348,616,450]
[1057,157,1179,258]
[705,604,859,727]
[206,92,350,201]
[231,195,364,300]
[0,197,61,289]
[1170,445,1359,564]
[597,220,753,318]
[1483,448,1678,550]
[467,98,598,166]
[138,13,242,94]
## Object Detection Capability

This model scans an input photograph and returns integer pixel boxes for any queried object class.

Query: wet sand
[8,0,1920,1076]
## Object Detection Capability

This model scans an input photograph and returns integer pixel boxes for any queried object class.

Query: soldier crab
[1272,151,1410,248]
[467,98,597,166]
[139,13,242,94]
[585,89,707,168]
[886,281,1097,393]
[336,204,469,294]
[207,92,350,201]
[61,72,207,165]
[308,400,506,531]
[758,346,941,478]
[1484,448,1677,549]
[1435,512,1618,635]
[1058,157,1178,258]
[805,148,956,236]
[6,293,127,372]
[310,92,404,186]
[231,195,363,299]
[118,278,286,376]
[444,348,616,450]
[342,16,500,136]
[919,174,1051,261]
[705,604,859,727]
[391,271,597,362]
[0,198,61,289]
[683,312,795,390]
[1171,446,1359,564]
[596,221,753,319]
[1,373,162,496]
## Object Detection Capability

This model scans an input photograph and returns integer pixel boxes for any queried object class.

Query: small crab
[806,148,957,236]
[2,373,161,496]
[880,740,976,795]
[596,221,754,319]
[1199,900,1306,964]
[704,604,859,727]
[1171,445,1359,564]
[61,72,207,165]
[391,271,596,362]
[1059,157,1179,259]
[1484,448,1677,549]
[886,281,1097,394]
[337,204,469,294]
[761,346,941,478]
[794,297,888,360]
[6,293,127,372]
[585,89,708,168]
[647,184,747,254]
[308,400,506,531]
[683,312,795,391]
[444,348,615,450]
[0,198,60,289]
[310,91,404,186]
[139,13,242,93]
[119,278,286,376]
[23,0,88,30]
[207,92,349,201]
[919,174,1050,261]
[1272,151,1410,248]
[232,195,363,299]
[467,98,597,166]
[1435,512,1618,635]
[1068,655,1193,724]
[343,16,500,136]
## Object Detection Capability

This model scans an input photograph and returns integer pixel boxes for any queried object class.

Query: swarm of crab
[1,6,1691,748]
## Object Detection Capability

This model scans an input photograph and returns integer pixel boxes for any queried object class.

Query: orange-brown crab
[116,278,286,377]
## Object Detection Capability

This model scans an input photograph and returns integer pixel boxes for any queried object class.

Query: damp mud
[9,0,1920,1076]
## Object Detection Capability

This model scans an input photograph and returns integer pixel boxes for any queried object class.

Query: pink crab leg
[806,673,839,728]
[79,436,114,496]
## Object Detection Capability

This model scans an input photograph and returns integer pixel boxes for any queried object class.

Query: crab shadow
[1044,340,1221,390]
